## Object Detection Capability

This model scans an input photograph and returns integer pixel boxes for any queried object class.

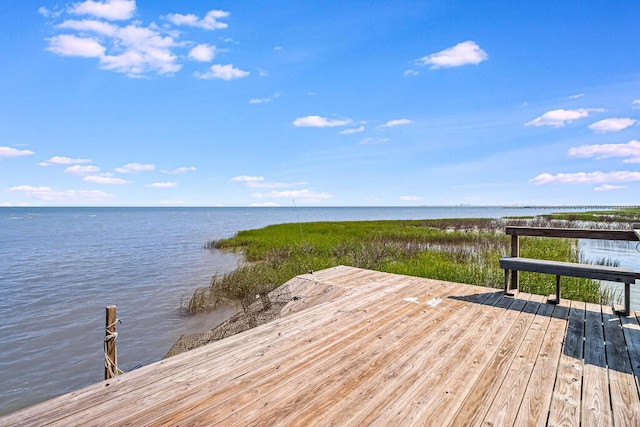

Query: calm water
[1,206,638,415]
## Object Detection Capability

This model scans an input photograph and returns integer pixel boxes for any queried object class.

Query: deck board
[1,265,639,427]
[582,302,612,426]
[447,296,538,426]
[547,299,583,427]
[620,310,640,394]
[602,304,640,426]
[417,293,526,426]
[481,294,551,426]
[513,298,569,427]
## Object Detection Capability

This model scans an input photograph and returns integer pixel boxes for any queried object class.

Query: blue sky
[1,0,639,207]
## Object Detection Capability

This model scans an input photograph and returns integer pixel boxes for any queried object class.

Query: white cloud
[146,181,177,188]
[58,18,118,36]
[525,108,603,127]
[83,174,130,184]
[249,202,281,207]
[249,181,307,189]
[158,199,186,206]
[293,115,352,128]
[69,0,136,21]
[633,99,640,109]
[39,156,92,166]
[100,24,181,76]
[43,5,239,78]
[339,126,365,135]
[188,44,217,62]
[588,118,637,133]
[567,93,585,99]
[418,41,488,69]
[38,7,63,18]
[530,171,640,185]
[568,140,640,163]
[595,184,626,191]
[65,165,100,175]
[359,137,390,145]
[7,185,51,193]
[399,195,421,201]
[0,147,35,158]
[162,166,197,174]
[195,64,249,80]
[164,10,230,30]
[231,175,264,183]
[404,69,419,77]
[231,176,306,189]
[47,19,181,76]
[47,34,105,57]
[115,162,155,173]
[7,185,114,201]
[251,189,333,203]
[381,118,412,128]
[249,92,281,104]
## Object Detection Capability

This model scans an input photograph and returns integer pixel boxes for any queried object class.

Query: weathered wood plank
[80,274,439,426]
[582,302,612,426]
[345,291,517,426]
[481,294,552,426]
[447,296,543,425]
[4,268,408,426]
[602,304,640,426]
[256,289,500,427]
[176,282,490,426]
[3,266,639,427]
[395,293,528,426]
[513,297,570,426]
[547,300,585,427]
[117,280,479,426]
[620,310,640,395]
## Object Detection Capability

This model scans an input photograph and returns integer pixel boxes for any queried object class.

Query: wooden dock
[2,266,640,426]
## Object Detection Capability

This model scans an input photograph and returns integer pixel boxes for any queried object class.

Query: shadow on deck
[2,266,639,426]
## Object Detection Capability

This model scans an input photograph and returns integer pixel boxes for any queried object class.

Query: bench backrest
[505,226,640,242]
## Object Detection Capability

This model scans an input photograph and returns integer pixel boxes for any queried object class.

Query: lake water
[1,206,638,415]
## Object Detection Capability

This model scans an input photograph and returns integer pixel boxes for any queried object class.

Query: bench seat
[500,257,640,283]
[500,256,640,315]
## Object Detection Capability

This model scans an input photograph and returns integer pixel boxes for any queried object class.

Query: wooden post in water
[105,305,117,380]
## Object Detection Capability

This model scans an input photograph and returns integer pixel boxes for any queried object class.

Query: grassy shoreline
[187,210,639,314]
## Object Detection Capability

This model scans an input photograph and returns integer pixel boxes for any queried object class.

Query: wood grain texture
[2,266,639,427]
[547,300,585,427]
[513,297,569,427]
[582,302,612,426]
[602,304,640,426]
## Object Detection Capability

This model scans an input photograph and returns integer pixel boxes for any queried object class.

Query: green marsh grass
[543,207,640,222]
[188,217,617,313]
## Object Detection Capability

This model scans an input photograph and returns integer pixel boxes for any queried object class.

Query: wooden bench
[500,225,640,315]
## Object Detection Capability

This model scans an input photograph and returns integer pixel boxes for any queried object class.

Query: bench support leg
[548,275,561,305]
[626,282,631,316]
[615,282,631,316]
[504,269,508,293]
[504,269,516,296]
